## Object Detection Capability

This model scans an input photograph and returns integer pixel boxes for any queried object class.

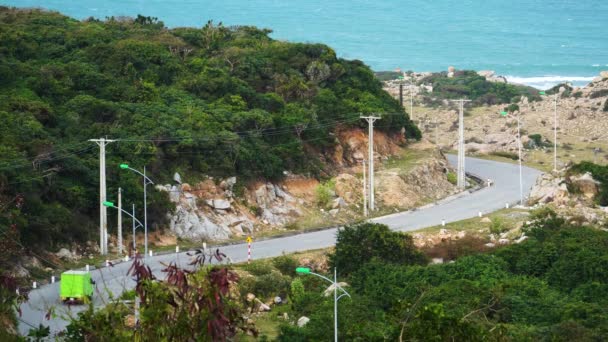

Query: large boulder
[528,173,569,205]
[601,71,608,80]
[570,172,599,198]
[211,199,231,210]
[170,206,230,241]
[297,316,310,327]
[56,248,75,261]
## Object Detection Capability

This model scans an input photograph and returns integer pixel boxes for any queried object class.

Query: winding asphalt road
[17,155,542,336]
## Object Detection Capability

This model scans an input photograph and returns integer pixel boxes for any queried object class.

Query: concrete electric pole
[449,100,470,189]
[362,159,367,217]
[517,113,524,206]
[90,137,115,255]
[360,115,381,211]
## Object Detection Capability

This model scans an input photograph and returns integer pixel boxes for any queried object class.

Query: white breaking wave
[504,75,596,90]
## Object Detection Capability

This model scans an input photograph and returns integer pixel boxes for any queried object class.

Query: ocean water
[3,0,608,89]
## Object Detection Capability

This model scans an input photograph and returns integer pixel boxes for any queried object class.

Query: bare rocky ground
[152,131,457,243]
[381,70,608,256]
[384,71,608,171]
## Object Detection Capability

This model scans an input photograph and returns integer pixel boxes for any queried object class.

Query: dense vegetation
[5,210,607,340]
[0,8,419,260]
[418,70,541,106]
[279,213,608,341]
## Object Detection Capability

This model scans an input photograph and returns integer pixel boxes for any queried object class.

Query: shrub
[590,89,608,99]
[272,254,298,277]
[545,83,573,97]
[422,235,489,261]
[240,271,291,300]
[446,171,457,185]
[242,260,274,276]
[527,133,551,149]
[603,99,608,112]
[490,151,518,160]
[504,103,520,113]
[489,217,506,235]
[315,180,335,208]
[329,222,427,275]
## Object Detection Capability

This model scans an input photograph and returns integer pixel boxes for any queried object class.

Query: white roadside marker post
[246,236,253,264]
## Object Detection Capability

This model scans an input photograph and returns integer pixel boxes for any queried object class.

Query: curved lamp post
[296,267,351,342]
[119,164,154,257]
[103,201,143,254]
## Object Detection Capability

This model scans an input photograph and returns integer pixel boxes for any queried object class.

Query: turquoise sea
[3,0,608,89]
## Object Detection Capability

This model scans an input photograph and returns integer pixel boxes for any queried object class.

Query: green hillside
[0,8,419,259]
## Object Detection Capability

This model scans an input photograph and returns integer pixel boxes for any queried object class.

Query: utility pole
[361,115,381,211]
[362,159,367,217]
[434,116,439,146]
[118,187,123,255]
[553,94,558,171]
[132,204,136,251]
[449,100,470,189]
[399,83,403,107]
[90,138,115,255]
[517,113,524,206]
[409,83,414,122]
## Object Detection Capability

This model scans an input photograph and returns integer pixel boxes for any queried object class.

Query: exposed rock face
[334,174,360,203]
[376,157,457,208]
[332,128,403,167]
[159,176,304,241]
[528,173,569,205]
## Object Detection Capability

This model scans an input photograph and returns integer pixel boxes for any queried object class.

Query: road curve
[18,155,542,336]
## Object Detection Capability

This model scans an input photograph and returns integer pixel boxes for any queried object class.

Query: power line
[0,145,96,172]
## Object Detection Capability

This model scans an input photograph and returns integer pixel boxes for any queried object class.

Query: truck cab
[60,270,94,303]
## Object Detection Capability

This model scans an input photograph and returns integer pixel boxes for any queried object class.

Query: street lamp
[119,164,154,257]
[103,201,144,254]
[296,267,351,342]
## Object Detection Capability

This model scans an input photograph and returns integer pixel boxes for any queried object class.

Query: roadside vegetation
[3,209,605,340]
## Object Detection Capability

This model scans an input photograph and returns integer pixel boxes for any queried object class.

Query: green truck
[60,270,94,303]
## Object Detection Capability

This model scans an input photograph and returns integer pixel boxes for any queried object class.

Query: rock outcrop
[158,175,304,241]
[569,172,599,198]
[528,173,569,205]
[376,155,457,208]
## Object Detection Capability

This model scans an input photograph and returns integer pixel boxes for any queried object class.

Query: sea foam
[505,75,595,90]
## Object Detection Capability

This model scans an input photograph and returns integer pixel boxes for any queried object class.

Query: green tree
[329,222,427,275]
